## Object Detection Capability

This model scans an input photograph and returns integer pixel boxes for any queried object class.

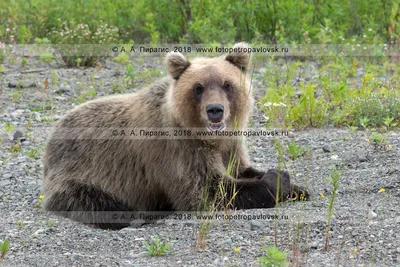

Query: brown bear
[43,42,308,229]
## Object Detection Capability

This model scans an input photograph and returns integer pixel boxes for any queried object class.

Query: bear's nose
[206,104,224,122]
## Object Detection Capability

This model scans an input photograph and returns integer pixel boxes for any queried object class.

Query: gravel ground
[0,55,399,266]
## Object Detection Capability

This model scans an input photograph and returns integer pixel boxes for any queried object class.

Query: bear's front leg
[260,169,309,201]
[239,166,265,179]
[221,169,309,209]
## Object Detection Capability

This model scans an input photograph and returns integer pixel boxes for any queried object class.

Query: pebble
[217,238,233,248]
[8,80,37,88]
[2,173,12,179]
[250,220,263,231]
[55,84,73,95]
[322,145,331,153]
[368,210,378,220]
[0,180,11,186]
[359,154,368,162]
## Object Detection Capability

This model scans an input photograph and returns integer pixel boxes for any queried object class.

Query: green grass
[114,53,131,66]
[12,91,22,102]
[287,140,307,160]
[0,240,9,260]
[16,221,26,228]
[325,166,341,251]
[26,147,42,159]
[1,0,398,44]
[44,219,57,227]
[4,122,15,133]
[259,245,288,267]
[259,58,400,130]
[144,237,172,256]
[10,143,22,153]
[40,53,55,64]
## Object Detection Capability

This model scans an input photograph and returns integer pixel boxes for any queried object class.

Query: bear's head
[166,42,253,133]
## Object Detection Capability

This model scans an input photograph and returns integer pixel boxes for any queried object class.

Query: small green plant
[31,106,42,112]
[43,116,56,125]
[114,53,131,66]
[26,147,41,159]
[287,140,307,160]
[360,117,370,130]
[370,132,387,146]
[26,113,33,128]
[51,70,58,87]
[34,38,51,44]
[111,82,127,94]
[4,122,15,133]
[21,58,27,69]
[16,221,26,228]
[0,240,9,260]
[76,94,85,104]
[34,195,44,208]
[368,132,391,151]
[85,87,97,98]
[259,245,288,267]
[44,102,52,110]
[76,57,82,67]
[144,237,172,256]
[44,219,56,227]
[12,91,21,102]
[124,65,137,86]
[383,116,396,131]
[325,166,341,251]
[40,53,55,64]
[10,143,22,153]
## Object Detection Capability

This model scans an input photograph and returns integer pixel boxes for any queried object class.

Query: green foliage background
[0,0,399,44]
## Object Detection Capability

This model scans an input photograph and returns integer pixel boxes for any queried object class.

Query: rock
[368,210,377,220]
[184,221,196,227]
[10,109,25,117]
[300,244,311,253]
[2,173,12,179]
[0,180,11,186]
[217,238,233,248]
[13,130,24,141]
[132,251,148,258]
[32,112,42,122]
[359,154,368,162]
[55,84,73,95]
[322,145,331,153]
[8,80,36,88]
[21,141,30,146]
[250,220,263,231]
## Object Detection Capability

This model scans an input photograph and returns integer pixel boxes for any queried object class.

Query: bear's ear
[225,42,251,72]
[165,52,190,80]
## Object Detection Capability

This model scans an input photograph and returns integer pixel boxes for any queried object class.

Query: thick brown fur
[43,43,308,230]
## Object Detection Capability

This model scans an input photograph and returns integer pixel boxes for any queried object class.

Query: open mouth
[206,121,226,132]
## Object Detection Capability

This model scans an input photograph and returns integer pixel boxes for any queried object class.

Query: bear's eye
[222,82,233,92]
[194,84,204,97]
